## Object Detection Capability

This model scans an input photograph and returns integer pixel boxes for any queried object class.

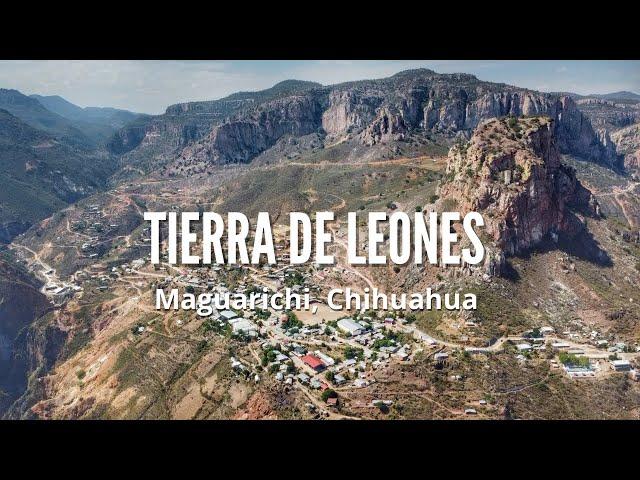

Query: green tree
[321,389,337,402]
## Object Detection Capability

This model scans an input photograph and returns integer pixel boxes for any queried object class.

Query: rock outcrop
[174,70,621,171]
[611,123,640,172]
[438,116,600,276]
[183,94,326,165]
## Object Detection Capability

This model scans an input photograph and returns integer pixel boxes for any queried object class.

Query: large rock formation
[574,97,640,132]
[437,116,600,275]
[168,70,621,171]
[183,94,326,165]
[611,123,640,172]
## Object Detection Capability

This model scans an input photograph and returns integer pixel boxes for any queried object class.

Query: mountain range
[1,68,639,420]
[109,70,634,178]
[0,71,638,246]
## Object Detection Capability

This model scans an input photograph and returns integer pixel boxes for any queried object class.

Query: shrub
[321,389,338,402]
[559,352,590,368]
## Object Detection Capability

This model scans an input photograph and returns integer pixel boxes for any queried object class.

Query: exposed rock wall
[183,94,326,165]
[174,70,621,170]
[438,116,600,275]
[612,123,640,172]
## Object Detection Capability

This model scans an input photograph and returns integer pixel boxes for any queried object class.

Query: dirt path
[9,243,64,291]
[591,180,639,228]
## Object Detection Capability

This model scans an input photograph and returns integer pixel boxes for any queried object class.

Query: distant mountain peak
[270,79,322,89]
[586,91,640,102]
[391,68,437,77]
[390,68,478,82]
[28,93,142,142]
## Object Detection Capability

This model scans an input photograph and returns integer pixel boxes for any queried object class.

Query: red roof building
[301,354,325,371]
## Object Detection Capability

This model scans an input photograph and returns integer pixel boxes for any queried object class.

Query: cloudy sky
[0,60,638,115]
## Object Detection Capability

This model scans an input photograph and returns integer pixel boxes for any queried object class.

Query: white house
[219,309,238,321]
[611,359,632,371]
[337,318,363,336]
[516,343,532,352]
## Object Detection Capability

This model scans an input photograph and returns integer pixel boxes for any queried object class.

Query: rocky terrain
[562,93,640,174]
[1,69,640,420]
[438,116,604,275]
[0,109,115,243]
[110,70,624,179]
[109,80,321,178]
[612,123,640,173]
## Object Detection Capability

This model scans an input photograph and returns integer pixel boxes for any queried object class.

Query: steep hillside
[574,98,640,132]
[0,109,116,242]
[611,123,640,173]
[30,94,144,143]
[0,89,96,147]
[174,70,622,173]
[0,253,54,416]
[108,80,322,179]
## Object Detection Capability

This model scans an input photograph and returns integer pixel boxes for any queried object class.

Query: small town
[9,193,640,418]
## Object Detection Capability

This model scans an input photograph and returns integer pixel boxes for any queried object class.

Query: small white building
[337,318,363,336]
[314,351,335,366]
[434,352,449,361]
[333,374,346,385]
[611,359,632,372]
[540,326,555,336]
[230,318,258,336]
[219,309,238,321]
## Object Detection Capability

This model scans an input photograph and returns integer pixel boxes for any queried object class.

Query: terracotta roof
[301,354,325,369]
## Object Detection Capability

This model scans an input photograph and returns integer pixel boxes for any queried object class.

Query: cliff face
[611,123,640,172]
[574,97,640,132]
[0,258,58,417]
[166,70,621,171]
[108,81,324,178]
[183,94,326,165]
[438,116,600,275]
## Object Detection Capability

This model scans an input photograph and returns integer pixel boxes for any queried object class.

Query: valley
[1,68,640,420]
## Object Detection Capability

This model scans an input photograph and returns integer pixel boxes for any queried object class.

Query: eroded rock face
[179,70,620,169]
[321,90,380,135]
[438,116,599,275]
[183,94,326,165]
[361,107,407,146]
[611,123,640,172]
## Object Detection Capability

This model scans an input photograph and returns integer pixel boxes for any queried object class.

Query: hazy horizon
[1,60,638,115]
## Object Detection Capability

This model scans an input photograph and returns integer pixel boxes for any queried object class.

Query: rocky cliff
[108,80,323,178]
[611,123,640,172]
[0,257,58,417]
[182,93,326,165]
[167,70,621,171]
[437,116,601,276]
